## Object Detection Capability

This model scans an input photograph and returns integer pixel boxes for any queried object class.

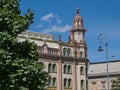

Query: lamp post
[97,33,109,90]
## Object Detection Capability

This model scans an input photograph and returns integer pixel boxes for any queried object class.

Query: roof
[18,38,59,49]
[88,60,120,77]
[19,31,54,41]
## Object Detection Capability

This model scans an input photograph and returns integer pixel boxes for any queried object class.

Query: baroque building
[18,8,88,90]
[17,8,120,90]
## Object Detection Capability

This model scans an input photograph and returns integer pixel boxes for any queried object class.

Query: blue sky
[20,0,120,62]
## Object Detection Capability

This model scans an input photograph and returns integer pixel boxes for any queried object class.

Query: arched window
[64,78,67,87]
[68,79,72,87]
[68,65,72,74]
[80,51,83,57]
[48,79,51,86]
[52,64,57,72]
[63,48,67,56]
[53,77,57,87]
[48,63,51,72]
[81,80,84,89]
[67,48,71,56]
[80,66,84,75]
[64,65,67,73]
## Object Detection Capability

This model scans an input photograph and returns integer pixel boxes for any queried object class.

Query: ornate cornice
[39,53,89,64]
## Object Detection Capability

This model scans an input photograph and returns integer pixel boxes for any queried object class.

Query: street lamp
[97,33,109,90]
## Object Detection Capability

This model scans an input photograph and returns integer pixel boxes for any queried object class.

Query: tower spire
[72,8,83,29]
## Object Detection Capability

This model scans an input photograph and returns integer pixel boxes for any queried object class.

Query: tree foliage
[0,0,50,90]
[111,77,120,90]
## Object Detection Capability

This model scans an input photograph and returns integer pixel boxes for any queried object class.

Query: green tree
[111,77,120,90]
[0,0,50,90]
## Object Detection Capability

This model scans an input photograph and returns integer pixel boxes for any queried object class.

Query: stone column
[58,59,62,90]
[73,59,77,90]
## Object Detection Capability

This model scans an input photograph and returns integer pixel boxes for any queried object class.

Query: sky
[20,0,120,63]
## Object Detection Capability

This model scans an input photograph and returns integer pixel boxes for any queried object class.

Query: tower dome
[73,8,83,28]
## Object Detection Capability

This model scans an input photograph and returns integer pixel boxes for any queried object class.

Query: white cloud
[41,13,54,22]
[36,23,43,29]
[38,13,69,34]
[55,14,62,24]
[42,25,72,33]
[41,13,62,24]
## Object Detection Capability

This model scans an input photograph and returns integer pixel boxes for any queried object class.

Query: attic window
[75,21,81,26]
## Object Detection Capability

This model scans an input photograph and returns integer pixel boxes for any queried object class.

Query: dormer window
[43,46,47,53]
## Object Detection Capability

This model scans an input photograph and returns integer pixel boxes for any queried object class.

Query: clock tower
[68,8,87,58]
[69,8,86,44]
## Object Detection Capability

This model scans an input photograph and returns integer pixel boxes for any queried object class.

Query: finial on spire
[58,35,61,42]
[76,8,79,14]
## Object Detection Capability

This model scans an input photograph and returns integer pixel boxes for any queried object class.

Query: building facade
[18,8,120,90]
[18,8,88,90]
[88,60,120,90]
